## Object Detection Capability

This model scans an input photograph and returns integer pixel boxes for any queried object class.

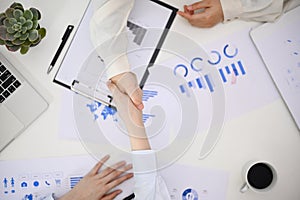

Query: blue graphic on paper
[101,106,117,120]
[23,194,33,200]
[174,43,247,96]
[70,176,83,189]
[55,179,62,187]
[143,114,156,123]
[143,90,158,101]
[45,180,51,186]
[86,90,158,123]
[182,188,199,200]
[10,177,14,187]
[3,178,8,188]
[21,181,28,188]
[33,181,39,187]
[86,101,117,121]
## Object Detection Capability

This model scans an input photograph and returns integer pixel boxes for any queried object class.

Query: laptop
[0,52,49,152]
[250,6,300,130]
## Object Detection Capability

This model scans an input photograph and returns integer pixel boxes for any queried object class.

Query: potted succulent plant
[0,2,46,54]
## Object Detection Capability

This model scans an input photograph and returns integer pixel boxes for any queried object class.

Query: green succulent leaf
[19,16,26,25]
[38,27,46,39]
[22,39,31,46]
[21,26,27,34]
[31,35,41,46]
[28,29,38,42]
[14,31,21,38]
[3,19,11,27]
[4,40,13,46]
[32,20,38,29]
[20,45,29,54]
[0,38,4,45]
[12,38,25,45]
[0,13,6,25]
[6,32,15,41]
[5,8,14,18]
[0,26,7,40]
[30,8,41,20]
[13,9,23,19]
[9,18,17,25]
[7,27,14,34]
[24,20,33,30]
[19,32,29,40]
[10,2,24,11]
[23,10,33,20]
[7,45,20,52]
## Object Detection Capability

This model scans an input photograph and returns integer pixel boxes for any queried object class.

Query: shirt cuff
[131,150,157,173]
[219,0,242,22]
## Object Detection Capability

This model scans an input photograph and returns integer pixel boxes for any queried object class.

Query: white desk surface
[0,0,300,200]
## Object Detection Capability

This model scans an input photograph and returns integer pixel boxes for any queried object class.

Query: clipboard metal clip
[71,80,117,110]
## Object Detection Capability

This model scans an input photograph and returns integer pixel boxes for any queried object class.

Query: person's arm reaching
[178,0,300,28]
[107,82,171,200]
[90,0,144,110]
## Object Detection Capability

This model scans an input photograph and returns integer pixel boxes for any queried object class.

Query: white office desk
[0,0,300,200]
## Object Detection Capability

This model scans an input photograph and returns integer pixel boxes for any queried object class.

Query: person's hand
[107,81,150,150]
[110,72,144,110]
[177,0,224,28]
[107,81,144,131]
[59,155,133,200]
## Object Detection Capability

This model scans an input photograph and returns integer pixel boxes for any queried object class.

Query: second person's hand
[177,0,224,28]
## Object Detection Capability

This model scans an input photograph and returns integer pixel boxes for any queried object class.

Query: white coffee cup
[240,160,277,193]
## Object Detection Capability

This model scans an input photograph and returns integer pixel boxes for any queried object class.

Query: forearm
[89,0,134,79]
[127,125,151,151]
[220,0,299,23]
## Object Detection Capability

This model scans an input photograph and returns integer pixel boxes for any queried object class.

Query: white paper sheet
[0,155,229,200]
[251,6,300,129]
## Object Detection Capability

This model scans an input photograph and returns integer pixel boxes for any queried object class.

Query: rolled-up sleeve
[220,0,300,23]
[89,0,134,79]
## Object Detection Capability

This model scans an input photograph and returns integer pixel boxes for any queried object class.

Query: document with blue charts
[0,155,229,200]
[160,26,280,158]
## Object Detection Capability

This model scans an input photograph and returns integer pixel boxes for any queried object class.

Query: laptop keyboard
[0,61,21,103]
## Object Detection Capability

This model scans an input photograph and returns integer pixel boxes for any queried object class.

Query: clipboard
[53,0,178,107]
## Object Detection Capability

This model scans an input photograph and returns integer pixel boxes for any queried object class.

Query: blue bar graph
[231,63,239,76]
[219,68,227,83]
[143,114,155,123]
[196,78,202,88]
[188,80,196,88]
[225,66,231,74]
[142,90,158,102]
[70,176,83,189]
[237,60,246,75]
[204,74,214,92]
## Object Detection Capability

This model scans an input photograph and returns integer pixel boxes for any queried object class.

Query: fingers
[186,0,209,11]
[88,155,110,176]
[99,163,133,183]
[105,172,134,191]
[177,10,193,21]
[101,190,123,200]
[110,72,144,110]
[129,87,144,110]
[96,160,127,179]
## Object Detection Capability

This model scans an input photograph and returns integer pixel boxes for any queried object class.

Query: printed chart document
[251,6,300,129]
[54,0,177,106]
[0,155,229,200]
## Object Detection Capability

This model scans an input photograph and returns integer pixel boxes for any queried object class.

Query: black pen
[47,25,74,74]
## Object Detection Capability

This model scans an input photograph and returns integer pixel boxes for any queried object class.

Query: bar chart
[175,44,247,96]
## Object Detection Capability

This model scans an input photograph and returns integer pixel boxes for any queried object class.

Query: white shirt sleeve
[89,0,134,79]
[131,150,170,200]
[220,0,300,23]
